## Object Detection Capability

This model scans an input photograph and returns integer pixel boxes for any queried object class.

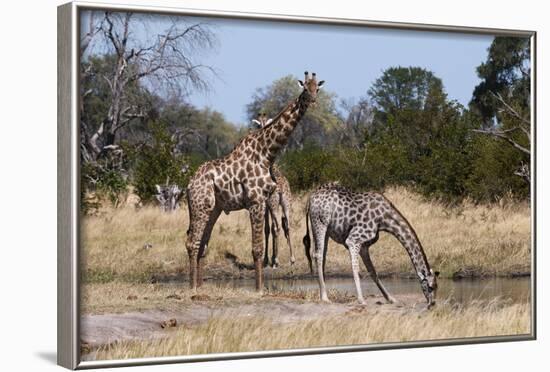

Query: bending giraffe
[186,71,324,291]
[303,182,439,307]
[251,113,295,268]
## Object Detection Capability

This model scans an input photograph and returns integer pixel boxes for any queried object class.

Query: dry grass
[91,299,530,360]
[81,186,531,284]
[81,282,363,315]
[81,189,531,362]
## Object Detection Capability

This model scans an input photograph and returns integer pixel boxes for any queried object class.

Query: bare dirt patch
[80,294,424,351]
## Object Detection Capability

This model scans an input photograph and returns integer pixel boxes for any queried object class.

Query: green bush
[279,144,335,191]
[132,122,195,204]
[81,157,129,211]
[464,135,530,202]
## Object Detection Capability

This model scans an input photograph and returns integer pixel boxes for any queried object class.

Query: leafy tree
[367,67,450,166]
[79,11,218,210]
[365,67,476,200]
[470,36,531,184]
[338,97,374,150]
[368,67,444,115]
[465,135,529,201]
[160,103,242,160]
[279,144,334,190]
[80,11,217,160]
[471,37,530,125]
[132,122,195,203]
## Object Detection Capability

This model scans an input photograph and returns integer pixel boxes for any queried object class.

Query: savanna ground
[80,187,532,361]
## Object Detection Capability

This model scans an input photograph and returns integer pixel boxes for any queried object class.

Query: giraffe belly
[327,224,348,245]
[215,188,246,212]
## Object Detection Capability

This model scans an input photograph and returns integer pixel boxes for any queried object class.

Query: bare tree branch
[472,128,530,155]
[102,12,123,57]
[490,91,530,131]
[80,12,101,57]
[80,10,217,175]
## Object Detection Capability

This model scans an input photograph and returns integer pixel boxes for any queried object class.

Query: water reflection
[227,277,531,304]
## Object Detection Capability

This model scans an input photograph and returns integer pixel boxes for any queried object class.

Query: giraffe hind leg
[281,200,295,265]
[263,207,270,268]
[312,220,330,302]
[197,208,221,287]
[270,216,280,268]
[267,195,280,268]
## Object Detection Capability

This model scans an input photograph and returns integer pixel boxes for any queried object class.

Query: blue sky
[82,12,494,126]
[186,17,494,125]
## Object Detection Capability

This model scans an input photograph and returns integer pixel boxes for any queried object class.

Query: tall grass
[81,187,531,284]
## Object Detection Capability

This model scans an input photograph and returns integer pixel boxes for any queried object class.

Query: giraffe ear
[318,80,325,89]
[298,80,304,88]
[155,184,162,193]
[266,118,273,125]
[251,119,261,127]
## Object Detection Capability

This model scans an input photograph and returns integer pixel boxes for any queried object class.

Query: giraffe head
[298,71,325,104]
[251,112,273,129]
[418,268,439,308]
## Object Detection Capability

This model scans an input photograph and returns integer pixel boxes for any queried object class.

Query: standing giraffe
[251,113,295,268]
[303,182,439,307]
[186,71,324,291]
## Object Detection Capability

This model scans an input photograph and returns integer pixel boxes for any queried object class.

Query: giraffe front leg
[249,202,266,292]
[186,217,208,291]
[346,233,365,305]
[360,244,398,304]
[186,183,215,291]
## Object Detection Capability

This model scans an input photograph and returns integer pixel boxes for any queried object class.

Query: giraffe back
[307,183,388,245]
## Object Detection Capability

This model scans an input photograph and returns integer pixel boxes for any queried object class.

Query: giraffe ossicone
[251,112,273,129]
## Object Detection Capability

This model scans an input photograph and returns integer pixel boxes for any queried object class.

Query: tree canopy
[79,18,532,211]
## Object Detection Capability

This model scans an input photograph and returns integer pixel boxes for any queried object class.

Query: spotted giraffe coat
[303,182,438,306]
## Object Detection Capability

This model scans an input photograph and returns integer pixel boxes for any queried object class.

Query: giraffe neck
[381,208,431,276]
[258,91,310,162]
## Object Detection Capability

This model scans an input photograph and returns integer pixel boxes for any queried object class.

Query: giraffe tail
[303,198,314,276]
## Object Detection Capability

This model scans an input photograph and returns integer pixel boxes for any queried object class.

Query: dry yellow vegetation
[81,186,531,284]
[90,298,530,360]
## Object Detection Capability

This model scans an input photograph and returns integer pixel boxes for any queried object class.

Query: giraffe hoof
[290,257,296,265]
